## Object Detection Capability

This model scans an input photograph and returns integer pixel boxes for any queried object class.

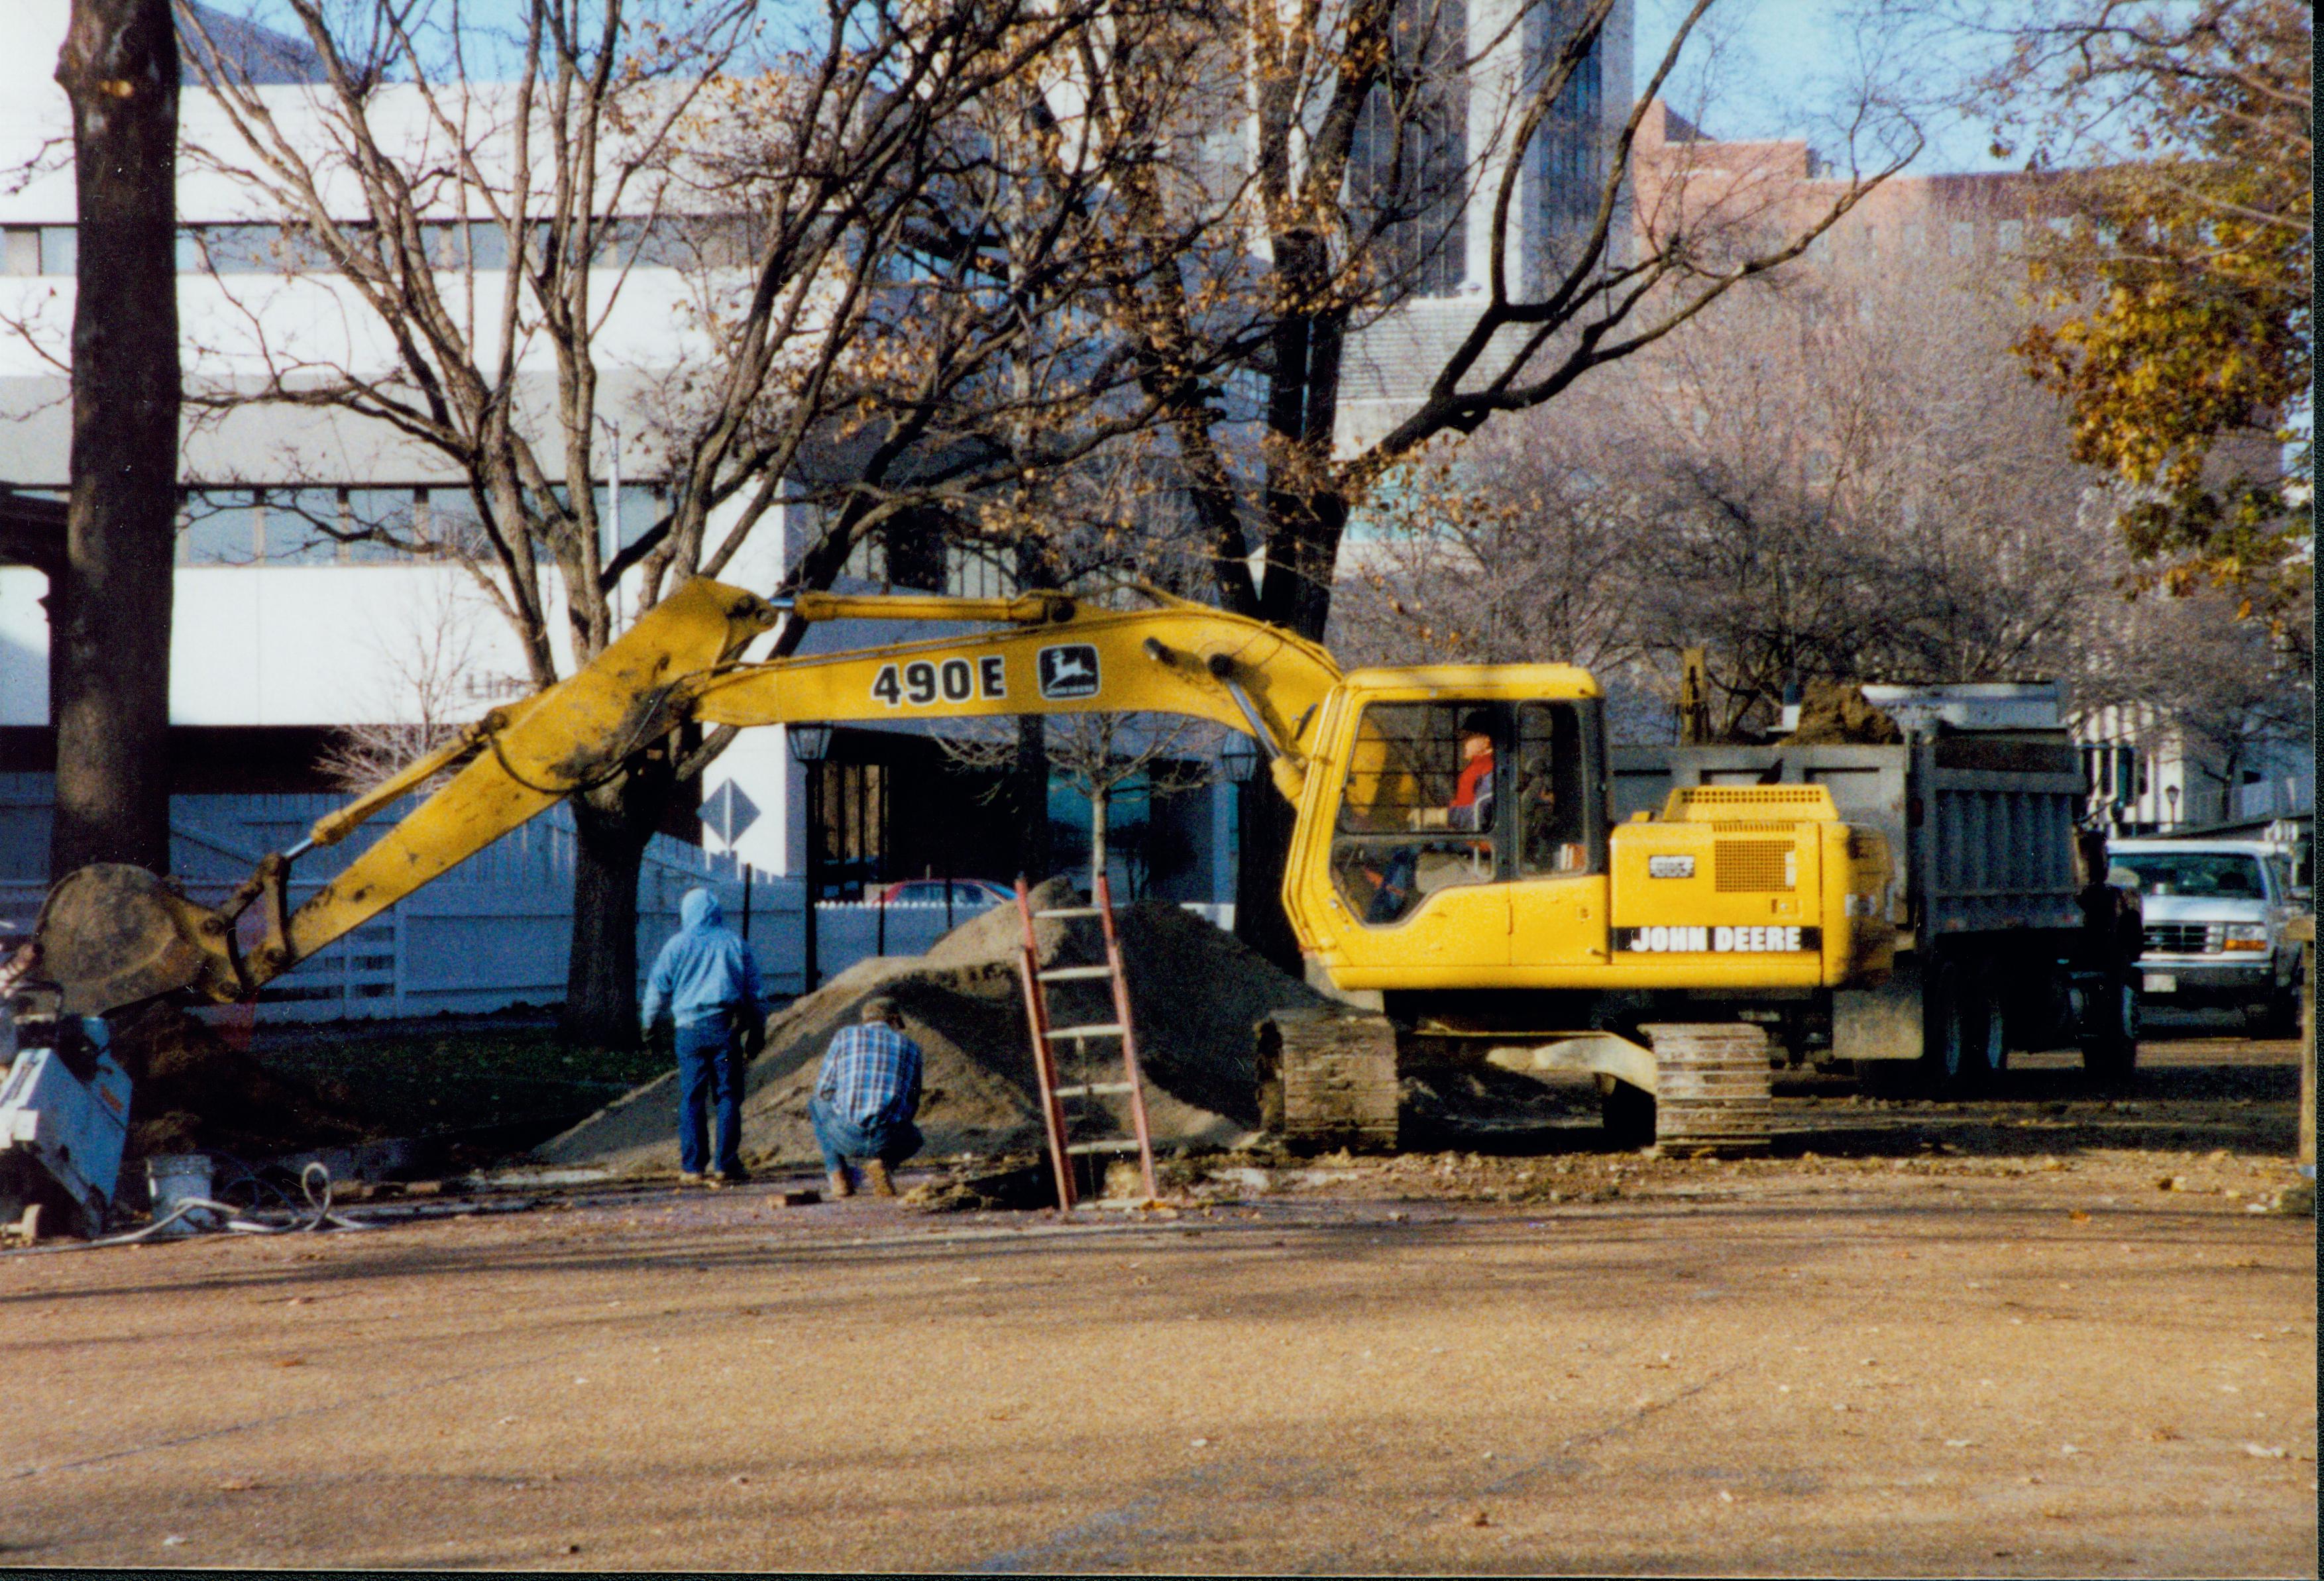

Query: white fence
[0,777,1031,1022]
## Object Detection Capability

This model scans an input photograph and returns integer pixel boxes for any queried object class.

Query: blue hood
[681,888,724,931]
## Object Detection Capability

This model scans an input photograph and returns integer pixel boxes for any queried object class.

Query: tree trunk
[48,0,178,879]
[1087,783,1108,892]
[1228,285,1347,963]
[1014,713,1052,883]
[1234,776,1302,973]
[562,757,676,1048]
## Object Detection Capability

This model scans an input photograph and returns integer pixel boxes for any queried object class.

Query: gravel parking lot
[1,1028,2312,1574]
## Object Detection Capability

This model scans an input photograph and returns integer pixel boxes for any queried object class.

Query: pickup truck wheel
[2246,990,2299,1040]
[2079,975,2139,1084]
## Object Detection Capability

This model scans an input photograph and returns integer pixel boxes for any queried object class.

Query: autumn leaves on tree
[1991,0,2311,612]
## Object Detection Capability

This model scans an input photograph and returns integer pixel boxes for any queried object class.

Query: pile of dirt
[1783,681,1903,745]
[106,1001,369,1163]
[532,879,1327,1176]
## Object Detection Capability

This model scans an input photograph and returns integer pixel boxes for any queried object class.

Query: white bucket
[145,1153,219,1236]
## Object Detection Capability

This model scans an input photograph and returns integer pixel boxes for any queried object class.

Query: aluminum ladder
[1013,873,1158,1211]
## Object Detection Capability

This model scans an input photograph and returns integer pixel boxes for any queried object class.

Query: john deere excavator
[12,575,1909,1215]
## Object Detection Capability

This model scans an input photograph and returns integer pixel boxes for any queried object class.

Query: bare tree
[1339,223,2141,737]
[938,705,1223,889]
[166,0,1114,1042]
[2074,583,2312,825]
[48,0,180,879]
[315,575,492,794]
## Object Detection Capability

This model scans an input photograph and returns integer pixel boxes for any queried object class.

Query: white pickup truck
[2109,839,2309,1036]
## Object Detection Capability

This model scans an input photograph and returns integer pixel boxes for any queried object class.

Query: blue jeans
[676,1016,747,1176]
[1366,849,1418,923]
[809,1094,922,1178]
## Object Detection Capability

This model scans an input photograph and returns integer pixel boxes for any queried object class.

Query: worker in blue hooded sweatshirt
[641,887,764,1187]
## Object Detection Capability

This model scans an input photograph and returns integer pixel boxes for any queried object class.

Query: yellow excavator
[24,576,1904,1162]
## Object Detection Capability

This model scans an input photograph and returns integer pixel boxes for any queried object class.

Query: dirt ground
[1,1026,2313,1575]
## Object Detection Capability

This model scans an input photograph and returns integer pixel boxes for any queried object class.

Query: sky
[1633,0,2017,174]
[223,0,2023,177]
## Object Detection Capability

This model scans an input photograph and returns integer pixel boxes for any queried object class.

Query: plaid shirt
[816,1022,924,1129]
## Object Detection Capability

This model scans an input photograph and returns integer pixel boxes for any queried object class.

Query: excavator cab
[1290,670,1613,983]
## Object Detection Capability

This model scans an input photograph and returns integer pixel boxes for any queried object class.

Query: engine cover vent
[1715,839,1795,892]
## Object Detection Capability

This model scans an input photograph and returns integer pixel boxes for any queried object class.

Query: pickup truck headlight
[2221,924,2268,952]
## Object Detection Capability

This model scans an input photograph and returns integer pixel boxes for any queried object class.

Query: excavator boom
[32,578,1341,1014]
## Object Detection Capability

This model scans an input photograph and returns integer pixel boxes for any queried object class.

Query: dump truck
[1612,682,2143,1093]
[7,579,1932,1231]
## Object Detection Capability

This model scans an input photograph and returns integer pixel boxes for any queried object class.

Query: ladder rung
[1043,1023,1125,1040]
[1037,965,1115,981]
[1033,906,1107,919]
[1052,1082,1136,1099]
[1064,1139,1145,1155]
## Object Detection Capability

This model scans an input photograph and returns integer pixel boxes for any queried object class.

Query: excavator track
[1260,1014,1773,1156]
[1257,1006,1400,1151]
[1638,1022,1773,1153]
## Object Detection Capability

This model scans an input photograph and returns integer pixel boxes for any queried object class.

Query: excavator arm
[32,577,1342,1014]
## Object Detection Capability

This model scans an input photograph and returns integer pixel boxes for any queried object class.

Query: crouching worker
[641,887,763,1187]
[810,997,924,1198]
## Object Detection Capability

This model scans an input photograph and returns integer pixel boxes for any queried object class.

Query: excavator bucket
[34,865,227,1016]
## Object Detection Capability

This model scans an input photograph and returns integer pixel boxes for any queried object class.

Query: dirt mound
[107,1001,368,1163]
[1783,681,1903,745]
[533,881,1325,1176]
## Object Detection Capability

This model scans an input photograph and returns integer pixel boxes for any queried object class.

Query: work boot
[677,1171,706,1188]
[863,1158,896,1198]
[826,1168,854,1199]
[715,1168,749,1188]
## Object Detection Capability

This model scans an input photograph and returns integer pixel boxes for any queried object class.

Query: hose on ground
[1,1162,369,1256]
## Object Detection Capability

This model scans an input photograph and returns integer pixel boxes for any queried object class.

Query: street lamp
[2165,783,2180,830]
[789,723,834,992]
[1220,732,1262,785]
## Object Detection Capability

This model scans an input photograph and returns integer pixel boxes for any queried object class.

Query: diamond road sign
[701,780,759,845]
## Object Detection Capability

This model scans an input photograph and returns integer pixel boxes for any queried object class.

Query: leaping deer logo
[1038,644,1101,699]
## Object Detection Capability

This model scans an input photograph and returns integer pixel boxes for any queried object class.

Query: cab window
[1331,702,1502,925]
[1514,701,1600,875]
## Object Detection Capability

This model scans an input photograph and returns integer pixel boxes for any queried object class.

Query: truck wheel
[2079,975,2139,1085]
[1925,961,1999,1096]
[1601,1079,1655,1148]
[2246,991,2299,1040]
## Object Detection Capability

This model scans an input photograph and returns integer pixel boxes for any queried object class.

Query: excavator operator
[1446,710,1497,832]
[1363,710,1496,923]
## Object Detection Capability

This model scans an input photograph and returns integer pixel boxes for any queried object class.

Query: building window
[1531,16,1604,231]
[1347,0,1470,298]
[1948,221,1975,256]
[1,226,77,275]
[1995,219,2023,254]
[945,543,1017,600]
[1901,223,1924,252]
[176,484,508,565]
[178,490,266,565]
[162,216,741,276]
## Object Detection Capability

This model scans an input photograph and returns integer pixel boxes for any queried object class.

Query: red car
[873,878,1013,908]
